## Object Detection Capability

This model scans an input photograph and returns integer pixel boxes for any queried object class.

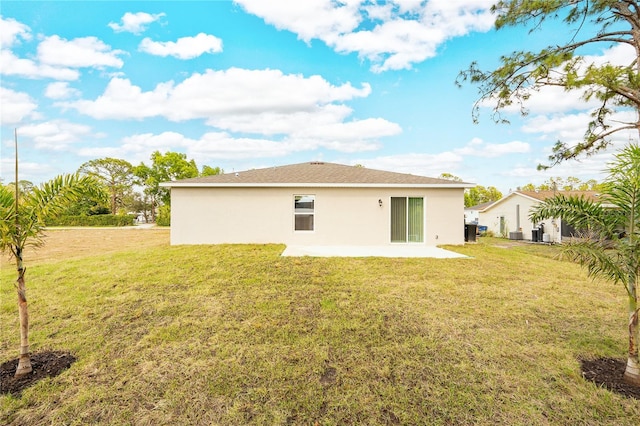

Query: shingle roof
[479,190,607,212]
[465,201,495,211]
[161,162,474,188]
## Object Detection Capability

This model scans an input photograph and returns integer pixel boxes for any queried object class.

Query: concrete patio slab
[281,245,468,258]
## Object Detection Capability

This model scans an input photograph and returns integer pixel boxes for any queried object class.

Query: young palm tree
[530,144,640,386]
[0,174,104,377]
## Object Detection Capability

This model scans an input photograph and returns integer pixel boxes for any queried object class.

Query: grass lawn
[1,230,639,425]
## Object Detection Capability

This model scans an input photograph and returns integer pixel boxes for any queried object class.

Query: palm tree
[530,144,640,386]
[0,174,104,377]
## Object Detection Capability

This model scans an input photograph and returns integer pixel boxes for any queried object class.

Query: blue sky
[1,1,635,193]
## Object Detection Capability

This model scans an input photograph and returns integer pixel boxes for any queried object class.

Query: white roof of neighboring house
[161,162,476,189]
[465,201,495,211]
[479,190,606,212]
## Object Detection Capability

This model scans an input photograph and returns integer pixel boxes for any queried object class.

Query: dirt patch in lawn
[1,351,76,397]
[581,358,640,399]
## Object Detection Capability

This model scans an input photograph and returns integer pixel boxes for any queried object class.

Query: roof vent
[310,161,324,165]
[235,172,239,177]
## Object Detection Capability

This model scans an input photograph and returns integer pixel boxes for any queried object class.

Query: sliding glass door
[391,197,424,243]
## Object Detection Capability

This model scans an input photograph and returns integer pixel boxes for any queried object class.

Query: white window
[294,195,315,231]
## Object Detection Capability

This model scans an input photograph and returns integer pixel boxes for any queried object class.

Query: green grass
[1,237,639,425]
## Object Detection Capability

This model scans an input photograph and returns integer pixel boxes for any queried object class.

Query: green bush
[46,214,136,227]
[156,205,171,227]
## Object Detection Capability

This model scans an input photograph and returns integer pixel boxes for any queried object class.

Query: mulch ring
[1,350,76,397]
[581,357,640,399]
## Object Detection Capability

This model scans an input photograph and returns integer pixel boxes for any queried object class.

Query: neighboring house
[161,162,474,246]
[465,201,495,224]
[477,190,603,243]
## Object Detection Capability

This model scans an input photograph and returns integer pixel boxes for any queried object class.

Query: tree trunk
[623,286,640,386]
[111,192,117,215]
[14,248,32,377]
[151,198,157,223]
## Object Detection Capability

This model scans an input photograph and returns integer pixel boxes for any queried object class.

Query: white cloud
[496,139,633,187]
[502,86,600,115]
[0,87,38,125]
[77,122,389,167]
[339,1,496,72]
[62,68,372,120]
[582,43,635,68]
[356,151,464,177]
[454,138,530,158]
[59,77,173,119]
[0,18,117,80]
[0,16,31,48]
[78,131,188,161]
[37,35,125,68]
[75,145,133,161]
[0,157,55,184]
[350,136,530,182]
[108,12,165,34]
[521,112,591,141]
[18,120,94,151]
[77,131,308,163]
[0,49,80,80]
[235,0,362,44]
[234,0,495,71]
[291,117,398,150]
[191,132,307,160]
[139,33,223,59]
[500,154,611,182]
[58,68,397,153]
[2,33,125,80]
[208,104,353,135]
[522,110,636,145]
[44,82,81,99]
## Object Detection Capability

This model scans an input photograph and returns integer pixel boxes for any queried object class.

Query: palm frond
[0,185,18,254]
[605,144,640,236]
[1,174,104,257]
[0,185,15,210]
[561,237,628,287]
[529,194,621,238]
[531,144,640,298]
[26,174,104,220]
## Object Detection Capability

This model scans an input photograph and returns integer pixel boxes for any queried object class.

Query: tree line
[1,151,222,224]
[517,177,603,192]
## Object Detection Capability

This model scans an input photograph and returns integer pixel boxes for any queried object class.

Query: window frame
[390,196,424,243]
[293,194,315,232]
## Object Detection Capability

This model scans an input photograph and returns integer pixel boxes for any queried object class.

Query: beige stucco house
[477,190,603,243]
[161,162,474,247]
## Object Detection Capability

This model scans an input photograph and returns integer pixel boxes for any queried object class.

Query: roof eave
[160,182,475,189]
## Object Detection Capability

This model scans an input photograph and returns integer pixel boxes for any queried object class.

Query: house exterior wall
[169,186,465,246]
[478,194,562,242]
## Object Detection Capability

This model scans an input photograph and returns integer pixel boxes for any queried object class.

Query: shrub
[156,205,171,227]
[46,214,135,227]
